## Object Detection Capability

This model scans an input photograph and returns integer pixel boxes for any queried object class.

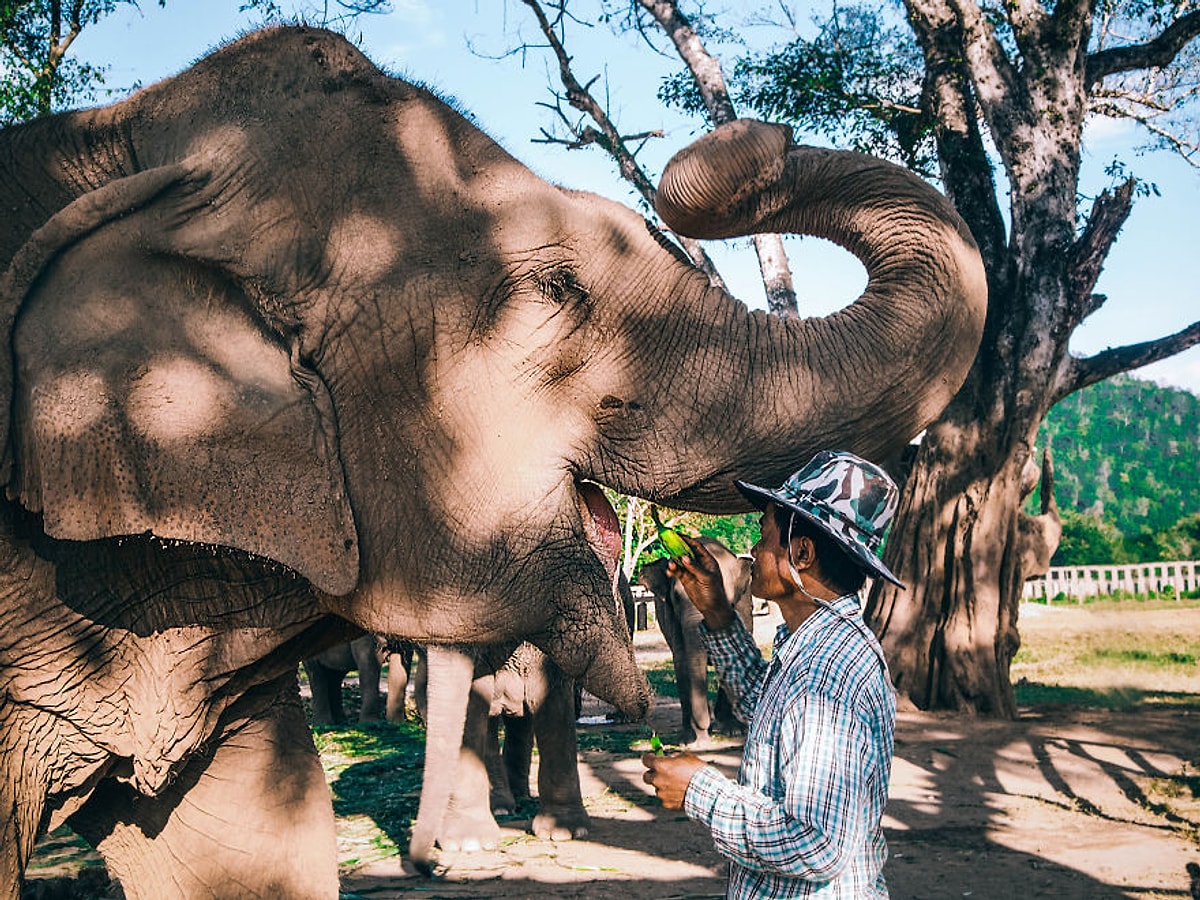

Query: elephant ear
[1,163,359,595]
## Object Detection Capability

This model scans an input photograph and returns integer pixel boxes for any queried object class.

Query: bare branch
[519,0,726,285]
[1087,10,1200,89]
[634,0,797,314]
[1053,319,1200,403]
[1066,178,1135,323]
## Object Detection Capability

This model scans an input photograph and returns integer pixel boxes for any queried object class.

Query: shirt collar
[772,592,861,658]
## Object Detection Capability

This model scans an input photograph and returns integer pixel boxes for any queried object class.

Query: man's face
[749,503,789,601]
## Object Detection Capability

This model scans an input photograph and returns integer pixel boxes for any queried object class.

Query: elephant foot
[712,719,746,738]
[531,806,590,842]
[489,785,517,817]
[438,808,502,853]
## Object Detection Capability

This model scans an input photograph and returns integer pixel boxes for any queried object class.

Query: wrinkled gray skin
[0,25,986,898]
[639,538,754,744]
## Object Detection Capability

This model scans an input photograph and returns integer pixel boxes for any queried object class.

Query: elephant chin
[563,481,651,719]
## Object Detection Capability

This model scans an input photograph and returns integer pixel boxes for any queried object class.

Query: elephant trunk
[651,120,987,505]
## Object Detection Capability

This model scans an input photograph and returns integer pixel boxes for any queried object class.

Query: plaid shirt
[683,594,896,898]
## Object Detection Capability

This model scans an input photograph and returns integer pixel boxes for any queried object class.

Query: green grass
[1013,600,1200,710]
[314,719,427,858]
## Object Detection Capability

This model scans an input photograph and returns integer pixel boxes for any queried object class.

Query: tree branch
[636,0,736,125]
[1087,10,1200,89]
[634,0,797,314]
[1066,178,1135,324]
[520,0,727,286]
[1053,319,1200,403]
[906,0,1009,276]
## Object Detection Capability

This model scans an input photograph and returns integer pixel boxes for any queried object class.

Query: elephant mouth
[577,480,622,572]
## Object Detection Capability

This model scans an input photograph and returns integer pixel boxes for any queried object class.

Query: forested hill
[1038,374,1200,549]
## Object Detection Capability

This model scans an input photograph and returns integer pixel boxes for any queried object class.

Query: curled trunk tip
[656,119,792,239]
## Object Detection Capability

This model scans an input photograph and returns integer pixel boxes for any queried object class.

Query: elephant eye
[537,267,590,311]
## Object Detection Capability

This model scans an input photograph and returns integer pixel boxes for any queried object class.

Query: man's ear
[791,535,817,569]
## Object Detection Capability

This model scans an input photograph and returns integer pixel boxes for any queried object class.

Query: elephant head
[0,27,985,720]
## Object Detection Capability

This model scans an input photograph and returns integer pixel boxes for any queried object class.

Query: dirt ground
[340,605,1200,900]
[26,606,1200,899]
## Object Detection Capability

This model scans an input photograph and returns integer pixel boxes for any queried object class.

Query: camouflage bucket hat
[735,450,904,588]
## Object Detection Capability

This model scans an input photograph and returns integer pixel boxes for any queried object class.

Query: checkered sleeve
[699,616,768,723]
[682,691,873,882]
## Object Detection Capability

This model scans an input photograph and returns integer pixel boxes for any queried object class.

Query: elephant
[303,634,417,725]
[1017,446,1062,579]
[304,633,386,725]
[419,641,589,857]
[638,538,755,745]
[0,24,986,898]
[411,572,637,860]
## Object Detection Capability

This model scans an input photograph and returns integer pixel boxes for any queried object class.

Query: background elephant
[0,24,985,897]
[1018,447,1062,579]
[304,633,385,726]
[638,538,754,745]
[303,635,417,726]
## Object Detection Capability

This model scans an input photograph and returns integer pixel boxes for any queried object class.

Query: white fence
[1023,560,1200,601]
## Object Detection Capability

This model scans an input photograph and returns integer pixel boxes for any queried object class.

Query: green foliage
[0,0,143,124]
[1038,375,1200,564]
[724,3,936,174]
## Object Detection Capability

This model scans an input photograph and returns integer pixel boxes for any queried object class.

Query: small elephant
[639,537,755,745]
[303,633,385,725]
[303,635,418,726]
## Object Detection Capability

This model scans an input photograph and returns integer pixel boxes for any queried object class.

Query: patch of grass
[1082,647,1198,667]
[1013,682,1200,710]
[315,719,427,859]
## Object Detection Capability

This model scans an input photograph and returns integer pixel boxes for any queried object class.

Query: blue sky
[74,0,1200,395]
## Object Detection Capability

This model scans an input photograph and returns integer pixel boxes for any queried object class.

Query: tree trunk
[866,394,1037,718]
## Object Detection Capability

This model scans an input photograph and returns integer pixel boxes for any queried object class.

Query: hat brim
[735,479,906,589]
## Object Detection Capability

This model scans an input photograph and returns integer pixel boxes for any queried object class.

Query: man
[641,449,900,898]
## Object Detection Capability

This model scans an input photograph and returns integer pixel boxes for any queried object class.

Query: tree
[0,0,155,124]
[1,0,390,125]
[712,0,1200,715]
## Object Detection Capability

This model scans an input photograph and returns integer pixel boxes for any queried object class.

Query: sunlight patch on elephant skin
[125,355,234,446]
[324,212,402,285]
[30,370,110,437]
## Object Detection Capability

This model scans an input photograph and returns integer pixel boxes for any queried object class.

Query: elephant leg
[712,681,745,737]
[486,715,517,815]
[69,676,338,900]
[385,645,413,722]
[0,705,58,900]
[529,675,589,842]
[350,635,384,722]
[499,712,533,804]
[304,660,347,726]
[408,645,474,874]
[673,609,712,745]
[439,675,502,853]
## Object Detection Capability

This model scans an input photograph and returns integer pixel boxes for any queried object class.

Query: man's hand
[641,750,707,810]
[667,535,735,630]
